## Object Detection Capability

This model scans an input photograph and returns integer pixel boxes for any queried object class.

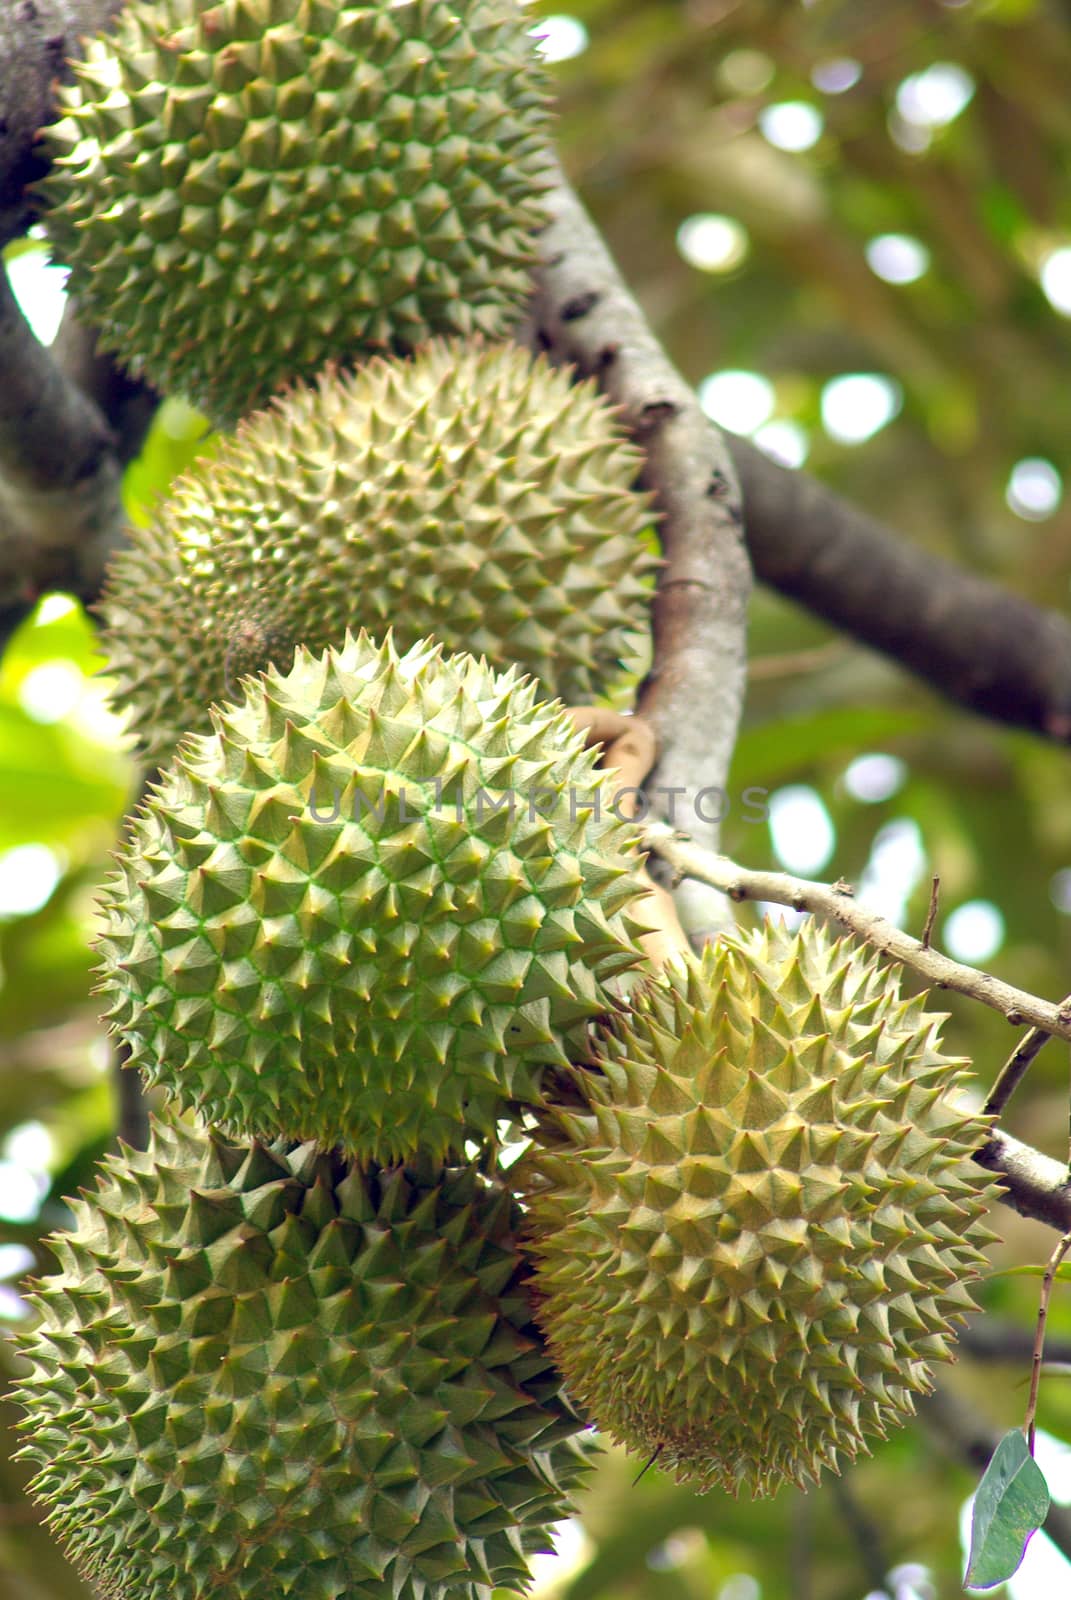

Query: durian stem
[566,708,691,968]
[641,821,1071,1045]
[1024,1230,1071,1453]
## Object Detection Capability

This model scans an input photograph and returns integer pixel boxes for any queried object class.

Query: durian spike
[14,1119,594,1600]
[39,0,555,423]
[96,632,651,1163]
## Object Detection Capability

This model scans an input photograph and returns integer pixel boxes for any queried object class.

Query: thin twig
[1025,1232,1071,1453]
[641,821,1071,1043]
[921,874,940,949]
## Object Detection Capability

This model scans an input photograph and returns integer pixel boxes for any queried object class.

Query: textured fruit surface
[14,1120,591,1600]
[521,922,995,1497]
[101,342,657,770]
[40,0,551,422]
[96,633,646,1161]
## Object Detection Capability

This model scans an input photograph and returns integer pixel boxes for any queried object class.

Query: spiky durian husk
[520,922,996,1498]
[39,0,551,423]
[100,342,657,770]
[95,633,647,1162]
[13,1119,591,1600]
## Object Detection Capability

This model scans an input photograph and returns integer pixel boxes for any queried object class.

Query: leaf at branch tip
[965,1429,1051,1590]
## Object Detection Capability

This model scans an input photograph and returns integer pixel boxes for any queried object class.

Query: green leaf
[965,1430,1050,1589]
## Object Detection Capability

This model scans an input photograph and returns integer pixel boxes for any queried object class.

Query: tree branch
[51,295,158,468]
[0,270,134,648]
[0,0,118,246]
[532,166,752,941]
[642,821,1071,1044]
[640,820,1071,1231]
[975,1131,1071,1233]
[729,434,1071,743]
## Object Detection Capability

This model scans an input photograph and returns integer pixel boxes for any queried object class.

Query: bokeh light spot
[698,371,775,435]
[1040,247,1071,315]
[942,900,1004,963]
[18,659,84,723]
[811,58,861,95]
[1006,458,1062,521]
[530,14,588,62]
[866,234,930,285]
[676,214,749,273]
[769,785,835,876]
[759,101,824,153]
[0,843,62,918]
[821,374,903,444]
[896,63,975,129]
[753,419,809,468]
[843,753,907,804]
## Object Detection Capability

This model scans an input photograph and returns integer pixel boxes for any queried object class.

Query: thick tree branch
[729,434,1071,743]
[0,270,133,649]
[533,167,752,941]
[51,296,158,468]
[0,0,117,245]
[974,1131,1071,1233]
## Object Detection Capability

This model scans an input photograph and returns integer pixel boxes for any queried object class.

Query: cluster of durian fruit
[11,0,997,1596]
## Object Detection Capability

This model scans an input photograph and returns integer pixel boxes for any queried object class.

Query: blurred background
[5,0,1071,1595]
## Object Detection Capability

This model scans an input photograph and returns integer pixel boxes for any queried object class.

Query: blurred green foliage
[6,1,1071,1597]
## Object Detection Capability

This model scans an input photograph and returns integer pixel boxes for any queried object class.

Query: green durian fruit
[96,632,647,1162]
[100,342,657,771]
[13,1120,591,1600]
[39,0,551,423]
[520,922,996,1497]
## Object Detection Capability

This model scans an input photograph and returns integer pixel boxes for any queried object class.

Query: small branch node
[636,398,680,433]
[560,290,601,322]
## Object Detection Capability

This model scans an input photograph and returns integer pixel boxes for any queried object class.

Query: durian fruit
[520,922,995,1497]
[13,1119,591,1600]
[100,342,657,770]
[39,0,551,423]
[95,632,647,1163]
